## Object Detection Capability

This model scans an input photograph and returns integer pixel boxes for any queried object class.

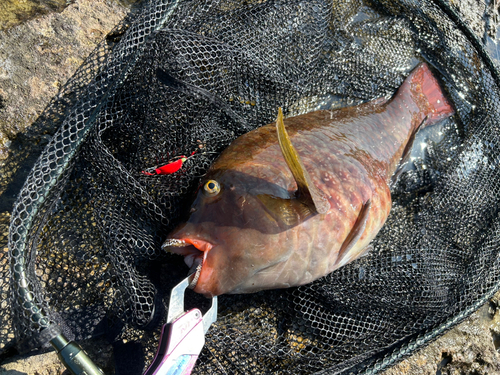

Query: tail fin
[398,63,455,127]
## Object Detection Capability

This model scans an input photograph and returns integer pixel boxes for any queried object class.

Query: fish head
[164,168,299,297]
[164,108,331,296]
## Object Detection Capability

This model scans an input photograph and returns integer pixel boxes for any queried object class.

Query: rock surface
[0,0,131,160]
[0,0,69,32]
[0,336,114,375]
[382,296,500,375]
[0,350,65,375]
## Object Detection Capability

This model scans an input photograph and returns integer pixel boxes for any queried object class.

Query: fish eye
[204,180,220,195]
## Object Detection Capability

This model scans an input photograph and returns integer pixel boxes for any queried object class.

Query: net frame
[4,0,500,373]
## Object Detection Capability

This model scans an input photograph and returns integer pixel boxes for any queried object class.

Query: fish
[163,63,455,297]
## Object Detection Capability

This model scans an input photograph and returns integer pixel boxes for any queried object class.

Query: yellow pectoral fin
[275,108,330,215]
[257,194,314,228]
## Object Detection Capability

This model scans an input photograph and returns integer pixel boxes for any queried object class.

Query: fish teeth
[188,258,203,289]
[161,239,188,250]
[162,238,203,289]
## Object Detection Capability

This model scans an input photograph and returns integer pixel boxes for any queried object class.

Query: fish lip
[162,238,213,289]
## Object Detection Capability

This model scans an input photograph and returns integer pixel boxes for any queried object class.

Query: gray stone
[0,0,131,161]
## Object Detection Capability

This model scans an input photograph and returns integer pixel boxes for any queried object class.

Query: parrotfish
[163,63,454,297]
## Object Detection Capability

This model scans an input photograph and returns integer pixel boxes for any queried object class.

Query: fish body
[164,63,454,297]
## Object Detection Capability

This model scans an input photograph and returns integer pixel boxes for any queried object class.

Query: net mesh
[3,0,500,373]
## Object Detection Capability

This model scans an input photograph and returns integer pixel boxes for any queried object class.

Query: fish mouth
[162,238,213,289]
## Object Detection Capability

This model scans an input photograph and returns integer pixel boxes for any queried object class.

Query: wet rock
[382,293,500,375]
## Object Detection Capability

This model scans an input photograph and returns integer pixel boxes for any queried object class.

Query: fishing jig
[142,142,216,177]
[142,151,196,176]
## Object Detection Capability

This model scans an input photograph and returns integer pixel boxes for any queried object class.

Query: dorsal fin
[275,108,330,215]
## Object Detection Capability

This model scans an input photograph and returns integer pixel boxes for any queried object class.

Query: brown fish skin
[165,63,455,297]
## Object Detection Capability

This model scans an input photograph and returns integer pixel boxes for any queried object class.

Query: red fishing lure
[142,151,196,176]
